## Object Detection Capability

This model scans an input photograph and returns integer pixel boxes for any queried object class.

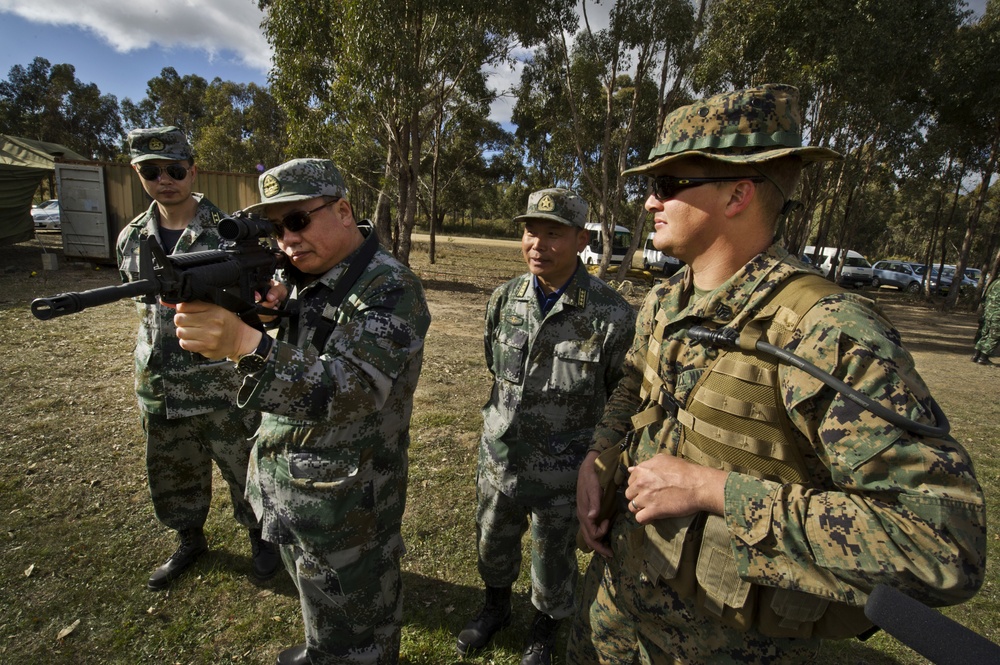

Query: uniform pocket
[547,339,601,394]
[495,328,529,384]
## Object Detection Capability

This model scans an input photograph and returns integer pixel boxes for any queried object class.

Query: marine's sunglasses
[137,163,190,181]
[269,198,339,238]
[648,175,765,201]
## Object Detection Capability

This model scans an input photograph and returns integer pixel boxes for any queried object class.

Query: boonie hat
[513,188,589,228]
[128,126,193,164]
[623,84,841,176]
[243,158,349,213]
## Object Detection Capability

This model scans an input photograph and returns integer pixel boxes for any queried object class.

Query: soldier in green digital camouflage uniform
[457,188,635,665]
[117,126,279,591]
[173,158,431,665]
[972,275,1000,364]
[569,84,987,663]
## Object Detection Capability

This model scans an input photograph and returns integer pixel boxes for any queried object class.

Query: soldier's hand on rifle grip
[257,280,288,325]
[169,300,261,362]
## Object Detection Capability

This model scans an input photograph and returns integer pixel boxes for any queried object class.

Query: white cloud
[0,0,271,71]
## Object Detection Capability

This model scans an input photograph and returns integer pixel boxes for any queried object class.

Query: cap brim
[622,146,842,177]
[131,153,190,164]
[242,193,319,214]
[513,212,582,227]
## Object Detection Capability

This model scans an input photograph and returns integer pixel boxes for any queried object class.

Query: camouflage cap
[512,187,589,228]
[128,126,193,164]
[623,84,841,176]
[243,158,349,213]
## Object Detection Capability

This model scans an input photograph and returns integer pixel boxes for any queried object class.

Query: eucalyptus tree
[931,0,1000,309]
[195,80,288,173]
[259,0,575,265]
[511,0,694,279]
[121,68,210,142]
[696,0,962,270]
[0,56,122,160]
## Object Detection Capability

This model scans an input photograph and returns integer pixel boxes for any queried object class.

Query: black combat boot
[975,351,993,365]
[275,643,310,665]
[249,529,281,581]
[519,611,561,665]
[147,527,208,590]
[456,585,512,655]
[972,351,983,363]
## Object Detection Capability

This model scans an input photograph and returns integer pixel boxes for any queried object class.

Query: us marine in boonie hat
[513,188,589,229]
[128,126,193,164]
[243,158,348,214]
[623,83,841,176]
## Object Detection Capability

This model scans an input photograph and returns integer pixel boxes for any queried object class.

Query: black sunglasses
[648,175,765,201]
[137,163,191,181]
[269,199,339,238]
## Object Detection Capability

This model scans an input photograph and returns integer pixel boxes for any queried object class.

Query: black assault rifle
[31,211,286,331]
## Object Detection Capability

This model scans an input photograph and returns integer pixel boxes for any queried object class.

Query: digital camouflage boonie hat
[513,187,589,228]
[243,158,349,214]
[128,126,193,164]
[623,84,841,176]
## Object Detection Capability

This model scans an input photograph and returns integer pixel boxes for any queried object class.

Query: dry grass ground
[1,231,996,664]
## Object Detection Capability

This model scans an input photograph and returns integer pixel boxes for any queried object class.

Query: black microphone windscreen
[864,584,1000,665]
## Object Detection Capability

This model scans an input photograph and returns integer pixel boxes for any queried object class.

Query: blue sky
[0,0,270,104]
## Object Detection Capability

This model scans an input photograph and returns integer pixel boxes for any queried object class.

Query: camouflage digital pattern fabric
[128,126,194,164]
[566,523,819,664]
[241,227,430,664]
[281,541,403,663]
[243,158,348,213]
[474,474,579,619]
[480,263,635,503]
[622,84,841,176]
[512,187,590,228]
[570,245,986,660]
[141,409,259,530]
[117,196,244,418]
[476,262,634,617]
[116,195,259,532]
[974,278,1000,355]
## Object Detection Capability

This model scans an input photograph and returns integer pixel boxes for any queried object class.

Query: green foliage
[0,56,122,160]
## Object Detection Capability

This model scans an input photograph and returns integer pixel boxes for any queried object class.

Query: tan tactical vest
[632,273,874,639]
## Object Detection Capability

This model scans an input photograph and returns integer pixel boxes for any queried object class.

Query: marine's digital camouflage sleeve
[725,293,987,608]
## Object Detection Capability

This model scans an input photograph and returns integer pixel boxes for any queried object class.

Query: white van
[579,222,632,265]
[803,246,873,288]
[642,233,683,276]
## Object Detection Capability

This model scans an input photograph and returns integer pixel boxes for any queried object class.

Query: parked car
[803,246,874,288]
[907,263,942,292]
[32,200,60,230]
[965,267,983,287]
[871,260,924,293]
[641,233,683,276]
[579,222,632,265]
[939,265,976,295]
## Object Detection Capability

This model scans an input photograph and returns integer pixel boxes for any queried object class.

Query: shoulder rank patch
[516,280,530,297]
[575,288,587,308]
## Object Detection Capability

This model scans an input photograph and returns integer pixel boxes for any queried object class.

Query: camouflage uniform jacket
[592,244,986,608]
[116,195,240,418]
[242,230,431,571]
[481,262,635,504]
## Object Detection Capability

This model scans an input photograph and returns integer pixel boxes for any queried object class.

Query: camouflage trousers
[566,517,819,664]
[475,474,579,619]
[974,313,1000,355]
[140,408,258,532]
[281,541,403,665]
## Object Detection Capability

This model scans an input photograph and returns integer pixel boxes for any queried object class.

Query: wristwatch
[235,333,274,374]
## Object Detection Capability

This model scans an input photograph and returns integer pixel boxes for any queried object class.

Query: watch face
[236,353,267,374]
